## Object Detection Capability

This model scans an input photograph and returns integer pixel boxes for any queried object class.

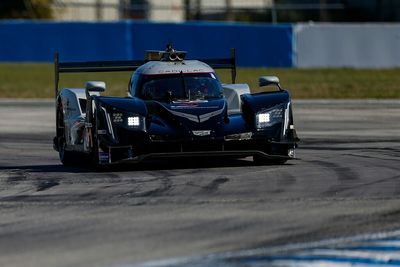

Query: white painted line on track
[270,260,391,267]
[131,229,400,267]
[213,230,400,259]
[362,240,400,247]
[298,248,400,261]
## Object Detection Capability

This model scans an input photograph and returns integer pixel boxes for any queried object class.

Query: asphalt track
[0,99,400,267]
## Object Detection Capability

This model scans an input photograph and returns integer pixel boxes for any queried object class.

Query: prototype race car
[53,45,299,166]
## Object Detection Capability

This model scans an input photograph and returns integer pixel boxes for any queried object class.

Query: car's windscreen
[139,73,222,102]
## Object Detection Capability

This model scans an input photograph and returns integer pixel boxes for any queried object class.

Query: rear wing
[54,53,144,98]
[54,48,236,98]
[198,48,237,85]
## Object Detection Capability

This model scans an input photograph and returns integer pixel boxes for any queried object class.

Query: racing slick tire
[59,138,79,166]
[89,133,101,168]
[88,109,105,170]
[56,104,86,166]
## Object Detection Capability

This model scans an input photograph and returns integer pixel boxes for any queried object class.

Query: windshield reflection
[140,73,222,102]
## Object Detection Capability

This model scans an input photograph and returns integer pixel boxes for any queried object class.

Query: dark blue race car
[53,45,299,166]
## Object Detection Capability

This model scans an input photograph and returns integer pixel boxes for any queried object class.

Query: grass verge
[1,64,400,98]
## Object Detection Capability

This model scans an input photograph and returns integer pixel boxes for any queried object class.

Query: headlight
[126,115,146,131]
[127,116,140,127]
[111,111,145,131]
[112,113,123,123]
[256,106,283,129]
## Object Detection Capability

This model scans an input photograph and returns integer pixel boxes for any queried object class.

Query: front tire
[89,109,105,169]
[58,137,78,166]
[57,104,86,166]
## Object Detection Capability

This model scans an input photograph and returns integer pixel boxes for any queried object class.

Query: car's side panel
[222,83,250,114]
[241,90,290,114]
[241,90,297,143]
[58,89,86,150]
[97,96,148,116]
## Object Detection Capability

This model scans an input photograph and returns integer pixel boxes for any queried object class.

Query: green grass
[1,63,400,98]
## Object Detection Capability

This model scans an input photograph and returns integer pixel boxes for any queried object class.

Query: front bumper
[97,138,297,165]
[118,150,292,164]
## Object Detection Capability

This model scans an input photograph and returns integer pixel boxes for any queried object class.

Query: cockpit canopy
[131,72,223,102]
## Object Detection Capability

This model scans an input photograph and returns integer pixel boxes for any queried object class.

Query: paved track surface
[0,99,399,267]
[138,230,400,266]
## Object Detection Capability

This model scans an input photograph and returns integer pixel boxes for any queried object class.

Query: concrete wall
[295,23,400,68]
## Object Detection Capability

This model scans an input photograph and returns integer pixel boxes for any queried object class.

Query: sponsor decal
[159,69,205,74]
[168,102,225,123]
[170,105,219,110]
[192,130,211,136]
[99,152,109,163]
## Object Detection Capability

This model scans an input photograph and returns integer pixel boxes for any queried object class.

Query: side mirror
[85,81,106,93]
[259,76,282,90]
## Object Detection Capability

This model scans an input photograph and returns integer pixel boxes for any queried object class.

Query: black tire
[89,109,102,168]
[57,104,86,166]
[59,137,78,166]
[89,131,111,171]
[90,135,100,168]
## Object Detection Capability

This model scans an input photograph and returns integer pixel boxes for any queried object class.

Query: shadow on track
[0,164,88,173]
[0,156,291,173]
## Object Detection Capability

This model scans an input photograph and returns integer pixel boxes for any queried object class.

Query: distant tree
[0,0,54,19]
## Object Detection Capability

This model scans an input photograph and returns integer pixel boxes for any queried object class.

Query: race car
[53,45,299,166]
